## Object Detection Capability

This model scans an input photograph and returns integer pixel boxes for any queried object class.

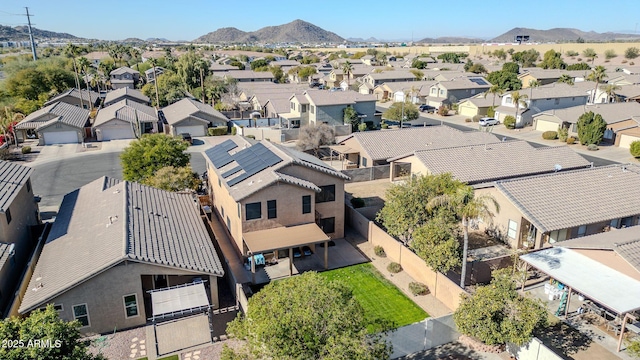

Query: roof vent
[113,189,120,194]
[622,165,627,172]
[248,181,254,186]
[554,164,562,172]
[32,283,44,292]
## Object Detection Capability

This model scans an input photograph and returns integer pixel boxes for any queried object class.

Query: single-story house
[18,177,224,334]
[93,99,158,141]
[14,102,90,145]
[162,98,228,136]
[223,70,274,83]
[458,95,498,118]
[104,88,151,107]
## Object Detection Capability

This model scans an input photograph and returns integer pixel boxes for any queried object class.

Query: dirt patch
[466,230,502,250]
[87,325,147,360]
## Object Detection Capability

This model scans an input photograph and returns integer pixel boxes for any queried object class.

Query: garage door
[175,125,206,137]
[619,134,640,149]
[535,120,560,132]
[101,127,134,141]
[43,131,78,145]
[459,105,478,118]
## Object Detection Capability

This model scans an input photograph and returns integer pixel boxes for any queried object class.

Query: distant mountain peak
[490,27,640,42]
[194,20,344,43]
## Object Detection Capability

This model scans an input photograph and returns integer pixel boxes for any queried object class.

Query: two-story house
[285,90,377,128]
[109,66,141,90]
[371,80,435,102]
[144,66,164,83]
[425,77,492,108]
[518,68,589,87]
[361,70,419,89]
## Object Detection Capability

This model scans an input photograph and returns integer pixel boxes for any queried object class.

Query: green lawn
[320,263,428,330]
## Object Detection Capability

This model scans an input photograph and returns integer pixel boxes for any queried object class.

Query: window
[26,180,31,193]
[302,195,311,214]
[237,203,241,218]
[577,225,587,237]
[507,220,518,239]
[506,97,512,104]
[267,200,277,219]
[301,104,307,112]
[291,102,295,110]
[123,294,139,318]
[431,88,436,94]
[320,217,335,233]
[361,157,367,167]
[621,216,634,228]
[73,304,90,328]
[5,208,11,224]
[610,218,620,228]
[316,185,336,203]
[221,206,225,218]
[226,216,231,229]
[571,123,578,133]
[554,98,560,105]
[245,202,261,220]
[310,105,315,114]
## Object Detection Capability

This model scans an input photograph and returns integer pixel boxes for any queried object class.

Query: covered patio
[243,223,331,284]
[521,247,640,353]
[324,144,359,170]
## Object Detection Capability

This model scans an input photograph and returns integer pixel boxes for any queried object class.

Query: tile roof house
[0,161,40,316]
[371,80,435,101]
[161,98,228,137]
[144,66,164,83]
[204,136,348,282]
[361,70,420,88]
[93,99,158,141]
[109,66,141,90]
[284,89,377,128]
[518,68,590,87]
[19,177,224,334]
[475,164,640,249]
[338,126,500,167]
[44,88,101,109]
[425,77,492,108]
[388,140,591,185]
[458,94,499,118]
[532,102,640,148]
[223,70,274,83]
[15,102,90,145]
[104,87,151,107]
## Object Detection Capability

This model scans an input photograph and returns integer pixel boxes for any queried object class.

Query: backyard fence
[506,337,563,360]
[388,314,460,359]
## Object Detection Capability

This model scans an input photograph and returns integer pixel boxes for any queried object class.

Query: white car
[479,117,499,126]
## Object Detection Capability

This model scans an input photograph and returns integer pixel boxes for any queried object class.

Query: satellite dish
[554,164,562,172]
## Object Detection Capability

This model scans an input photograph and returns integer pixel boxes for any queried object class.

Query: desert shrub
[245,135,255,139]
[503,115,516,129]
[542,131,558,140]
[364,121,374,130]
[577,57,582,61]
[625,47,640,60]
[387,262,402,273]
[358,123,367,132]
[472,115,482,122]
[604,49,617,59]
[558,127,568,141]
[350,197,365,208]
[566,137,576,144]
[208,126,228,136]
[631,62,636,66]
[465,118,472,123]
[21,146,32,154]
[622,59,628,64]
[630,140,640,158]
[566,50,579,57]
[374,245,386,257]
[409,282,430,296]
[231,127,237,135]
[587,144,599,151]
[437,105,449,116]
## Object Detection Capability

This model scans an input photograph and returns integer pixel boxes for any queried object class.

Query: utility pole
[25,7,37,61]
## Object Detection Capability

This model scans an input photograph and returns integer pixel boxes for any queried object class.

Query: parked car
[180,133,193,145]
[317,84,326,90]
[309,82,320,88]
[419,104,436,113]
[329,87,343,92]
[479,117,499,126]
[302,246,312,256]
[293,247,302,258]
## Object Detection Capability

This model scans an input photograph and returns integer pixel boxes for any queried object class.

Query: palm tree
[342,61,353,88]
[129,48,141,66]
[587,66,607,104]
[484,84,505,108]
[194,58,210,104]
[528,79,540,99]
[557,74,574,85]
[64,43,84,109]
[427,185,500,288]
[77,57,93,110]
[510,91,529,127]
[600,83,621,103]
[148,58,161,108]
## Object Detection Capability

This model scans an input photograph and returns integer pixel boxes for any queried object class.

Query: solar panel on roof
[225,143,283,187]
[470,78,488,86]
[222,166,242,178]
[219,139,238,152]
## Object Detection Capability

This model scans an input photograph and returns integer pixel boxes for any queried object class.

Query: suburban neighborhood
[1,6,640,360]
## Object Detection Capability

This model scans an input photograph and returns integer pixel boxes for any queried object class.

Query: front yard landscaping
[320,263,428,330]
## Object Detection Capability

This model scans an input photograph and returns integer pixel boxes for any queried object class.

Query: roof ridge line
[123,181,130,258]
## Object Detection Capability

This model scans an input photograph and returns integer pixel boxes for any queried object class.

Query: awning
[151,282,209,320]
[520,247,640,314]
[243,223,330,254]
[328,144,357,154]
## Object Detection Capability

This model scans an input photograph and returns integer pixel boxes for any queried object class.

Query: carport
[243,223,330,284]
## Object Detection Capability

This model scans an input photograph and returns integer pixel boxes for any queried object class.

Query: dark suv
[419,104,436,113]
[180,133,193,145]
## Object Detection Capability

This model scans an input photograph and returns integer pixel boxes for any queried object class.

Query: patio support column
[324,241,328,270]
[617,313,632,352]
[250,253,256,284]
[564,287,573,318]
[521,263,529,291]
[289,248,293,276]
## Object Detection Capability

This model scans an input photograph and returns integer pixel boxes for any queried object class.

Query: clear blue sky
[2,0,639,41]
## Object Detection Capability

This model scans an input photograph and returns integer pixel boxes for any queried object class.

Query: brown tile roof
[19,177,224,313]
[0,160,32,212]
[224,70,274,80]
[340,126,500,161]
[403,140,591,184]
[15,102,89,130]
[94,99,157,127]
[495,164,640,233]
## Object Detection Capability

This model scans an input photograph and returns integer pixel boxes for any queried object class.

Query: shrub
[558,127,568,141]
[246,135,256,139]
[358,123,367,132]
[503,115,516,129]
[231,127,237,135]
[604,49,617,59]
[566,137,576,144]
[622,59,628,64]
[587,144,599,151]
[374,246,386,257]
[487,106,496,118]
[465,118,472,123]
[21,146,32,154]
[437,105,449,116]
[577,57,582,61]
[364,121,374,130]
[625,47,640,60]
[630,140,640,158]
[208,126,228,136]
[387,262,402,273]
[472,115,482,122]
[631,62,636,66]
[381,123,389,129]
[542,131,558,140]
[0,149,9,160]
[350,197,365,208]
[566,50,579,57]
[409,282,430,296]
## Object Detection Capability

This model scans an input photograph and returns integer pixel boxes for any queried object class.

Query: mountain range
[0,24,80,41]
[489,27,640,43]
[193,19,344,43]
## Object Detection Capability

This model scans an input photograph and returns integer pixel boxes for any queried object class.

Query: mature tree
[376,173,461,244]
[409,69,424,80]
[587,66,607,103]
[343,106,360,131]
[467,63,488,74]
[411,59,428,69]
[64,43,83,108]
[383,101,419,126]
[437,52,463,63]
[625,47,640,60]
[226,272,391,360]
[0,305,106,360]
[577,111,607,145]
[76,56,92,109]
[411,216,460,273]
[538,49,566,69]
[268,65,286,83]
[0,107,24,147]
[300,55,320,64]
[144,165,200,192]
[487,70,522,91]
[484,84,505,107]
[501,62,520,74]
[296,123,335,157]
[510,91,529,127]
[229,60,245,70]
[511,49,539,67]
[566,62,590,70]
[454,269,548,346]
[120,134,190,182]
[342,61,354,87]
[528,79,540,99]
[147,58,161,108]
[249,58,270,70]
[3,66,75,102]
[204,76,232,106]
[582,48,598,65]
[176,51,207,91]
[141,71,185,107]
[557,74,575,85]
[601,83,621,103]
[630,140,640,158]
[428,184,499,288]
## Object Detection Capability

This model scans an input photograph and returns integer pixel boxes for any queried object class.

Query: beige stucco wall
[458,101,479,118]
[171,117,208,136]
[39,261,219,335]
[339,137,372,167]
[208,162,244,253]
[475,187,529,248]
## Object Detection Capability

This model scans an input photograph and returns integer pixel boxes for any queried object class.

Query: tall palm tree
[587,66,608,104]
[484,84,505,108]
[147,58,161,108]
[557,74,574,85]
[129,48,141,66]
[528,79,540,99]
[510,91,529,127]
[77,57,93,110]
[342,60,353,88]
[64,43,84,109]
[600,83,621,104]
[427,185,500,288]
[194,58,210,104]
